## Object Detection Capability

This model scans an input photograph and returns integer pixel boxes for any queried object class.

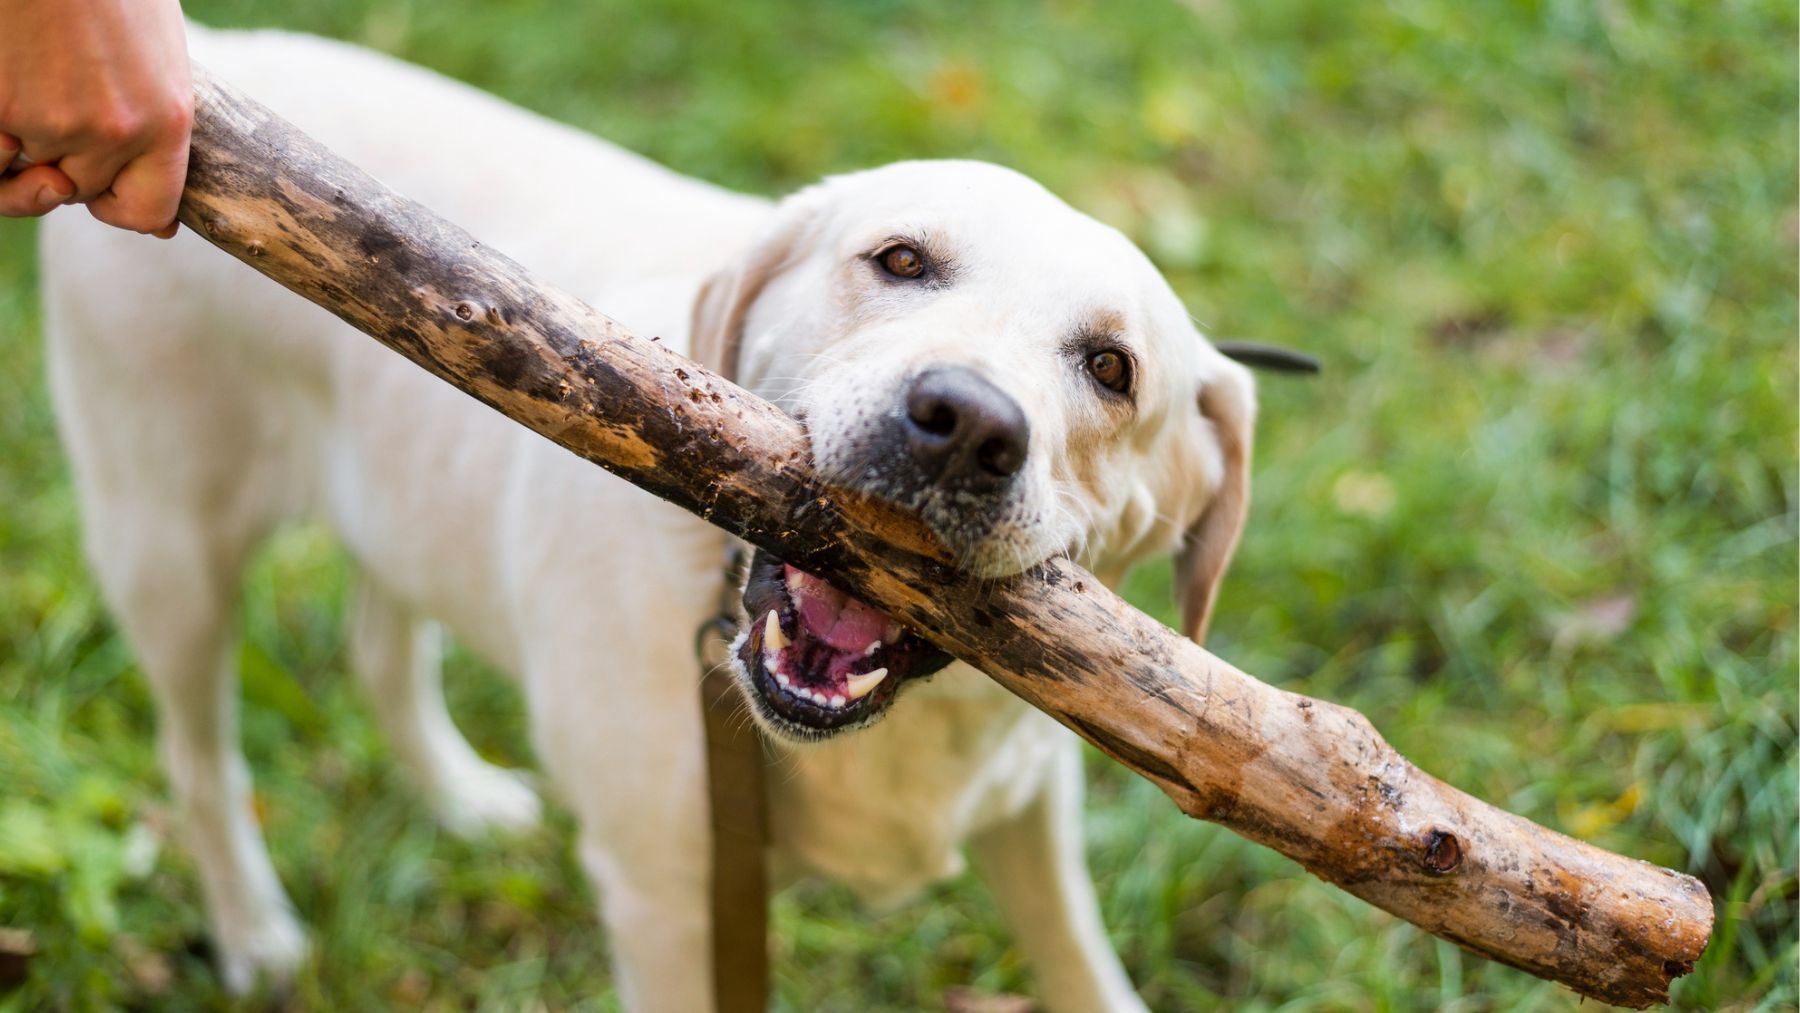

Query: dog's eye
[1086,349,1131,393]
[878,244,926,279]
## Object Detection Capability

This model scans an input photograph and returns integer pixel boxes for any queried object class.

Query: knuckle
[36,108,87,143]
[92,110,149,146]
[164,90,196,129]
[144,92,194,141]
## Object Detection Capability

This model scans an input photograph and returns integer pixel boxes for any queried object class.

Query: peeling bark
[174,66,1713,1007]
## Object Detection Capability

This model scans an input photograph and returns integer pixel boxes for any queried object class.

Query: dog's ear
[1175,359,1255,644]
[689,266,748,380]
[690,210,813,381]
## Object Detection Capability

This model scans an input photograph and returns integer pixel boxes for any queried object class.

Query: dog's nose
[903,366,1030,490]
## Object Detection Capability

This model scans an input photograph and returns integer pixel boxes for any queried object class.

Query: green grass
[2,0,1794,1008]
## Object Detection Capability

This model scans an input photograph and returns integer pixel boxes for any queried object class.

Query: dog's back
[41,23,770,659]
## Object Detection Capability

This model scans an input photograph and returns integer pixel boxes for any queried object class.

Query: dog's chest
[765,673,1063,906]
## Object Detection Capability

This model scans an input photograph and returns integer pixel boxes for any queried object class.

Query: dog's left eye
[877,243,926,279]
[1086,349,1131,394]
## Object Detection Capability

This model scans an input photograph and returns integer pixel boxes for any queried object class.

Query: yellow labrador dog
[41,26,1264,1012]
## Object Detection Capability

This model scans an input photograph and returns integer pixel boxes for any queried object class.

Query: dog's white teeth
[829,694,846,708]
[862,640,882,657]
[775,672,790,687]
[846,668,888,701]
[763,611,788,652]
[809,690,829,705]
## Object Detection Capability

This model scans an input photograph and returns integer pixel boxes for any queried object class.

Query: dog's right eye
[1086,348,1132,394]
[877,243,926,279]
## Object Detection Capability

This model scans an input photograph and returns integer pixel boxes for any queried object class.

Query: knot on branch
[1422,829,1463,875]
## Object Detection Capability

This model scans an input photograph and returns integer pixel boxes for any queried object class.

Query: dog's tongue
[785,565,893,653]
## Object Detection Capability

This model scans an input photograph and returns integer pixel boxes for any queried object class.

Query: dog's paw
[435,763,542,838]
[215,912,309,996]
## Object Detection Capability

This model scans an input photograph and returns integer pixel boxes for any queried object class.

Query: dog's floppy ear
[690,209,813,381]
[1175,360,1255,644]
[689,266,749,380]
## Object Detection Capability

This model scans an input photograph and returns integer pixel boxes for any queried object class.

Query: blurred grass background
[1,0,1794,1009]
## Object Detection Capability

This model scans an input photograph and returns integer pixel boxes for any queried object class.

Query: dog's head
[696,160,1267,742]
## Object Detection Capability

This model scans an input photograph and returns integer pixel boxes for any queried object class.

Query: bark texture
[175,65,1712,1007]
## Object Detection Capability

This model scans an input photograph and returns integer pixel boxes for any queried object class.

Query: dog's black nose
[903,366,1029,490]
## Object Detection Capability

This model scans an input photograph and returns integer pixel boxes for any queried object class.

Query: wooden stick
[174,65,1712,1007]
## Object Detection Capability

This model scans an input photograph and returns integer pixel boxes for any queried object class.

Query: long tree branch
[172,65,1711,1007]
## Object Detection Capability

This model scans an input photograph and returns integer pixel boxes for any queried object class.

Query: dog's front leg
[577,832,714,1012]
[970,732,1150,1013]
[524,645,718,1012]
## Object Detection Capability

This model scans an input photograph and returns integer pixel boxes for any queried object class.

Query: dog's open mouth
[734,548,951,739]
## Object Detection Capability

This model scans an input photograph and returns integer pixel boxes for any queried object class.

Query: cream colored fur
[40,25,1255,1011]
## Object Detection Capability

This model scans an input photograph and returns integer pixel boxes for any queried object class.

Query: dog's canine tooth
[846,668,889,700]
[862,640,882,657]
[764,610,788,652]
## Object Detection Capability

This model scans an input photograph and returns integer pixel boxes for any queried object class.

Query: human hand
[0,0,192,237]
